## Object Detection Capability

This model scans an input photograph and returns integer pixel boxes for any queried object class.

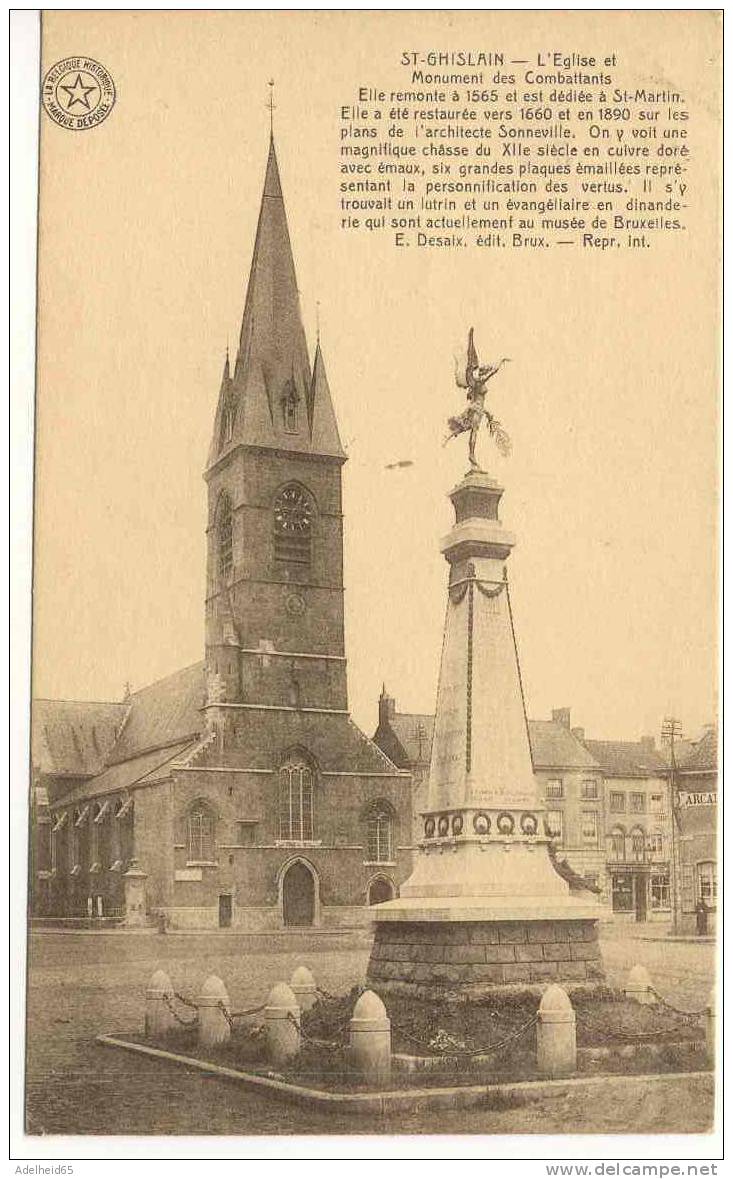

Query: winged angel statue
[444,328,512,469]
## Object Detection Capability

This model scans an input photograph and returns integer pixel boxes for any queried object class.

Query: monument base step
[366,918,605,997]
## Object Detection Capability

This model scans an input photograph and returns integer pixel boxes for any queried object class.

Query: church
[30,135,413,929]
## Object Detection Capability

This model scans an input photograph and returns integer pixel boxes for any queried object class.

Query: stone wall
[367,919,604,998]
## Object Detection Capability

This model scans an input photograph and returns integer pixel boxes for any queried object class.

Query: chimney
[640,735,655,752]
[571,726,585,743]
[552,707,571,730]
[378,684,396,727]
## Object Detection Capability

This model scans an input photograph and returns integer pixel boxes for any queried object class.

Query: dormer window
[281,380,300,434]
[220,393,237,448]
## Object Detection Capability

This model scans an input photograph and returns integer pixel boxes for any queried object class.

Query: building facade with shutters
[581,736,673,922]
[675,726,717,934]
[30,135,412,929]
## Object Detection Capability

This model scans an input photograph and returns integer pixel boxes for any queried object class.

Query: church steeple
[208,136,344,465]
[204,131,348,714]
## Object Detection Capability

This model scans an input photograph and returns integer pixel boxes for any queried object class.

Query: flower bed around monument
[128,985,708,1095]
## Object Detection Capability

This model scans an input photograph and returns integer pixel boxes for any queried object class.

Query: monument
[367,331,605,997]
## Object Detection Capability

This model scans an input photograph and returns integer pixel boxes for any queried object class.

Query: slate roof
[31,699,128,778]
[375,713,602,771]
[528,720,600,771]
[389,714,434,764]
[53,740,197,808]
[679,727,718,774]
[582,739,669,778]
[107,662,205,764]
[36,656,402,805]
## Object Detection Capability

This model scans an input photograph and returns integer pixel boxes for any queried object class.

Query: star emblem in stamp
[41,57,116,131]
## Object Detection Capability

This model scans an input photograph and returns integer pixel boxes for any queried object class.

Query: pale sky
[32,11,719,746]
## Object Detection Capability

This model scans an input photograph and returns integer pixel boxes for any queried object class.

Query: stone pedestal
[367,468,607,996]
[123,859,148,927]
[367,918,603,999]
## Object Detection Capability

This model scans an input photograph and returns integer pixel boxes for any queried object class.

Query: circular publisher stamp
[41,57,116,131]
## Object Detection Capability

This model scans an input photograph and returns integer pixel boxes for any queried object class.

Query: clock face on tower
[274,486,313,534]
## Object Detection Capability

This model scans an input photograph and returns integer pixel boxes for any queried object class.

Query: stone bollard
[145,968,175,1039]
[536,984,577,1078]
[349,989,391,1086]
[265,982,301,1065]
[197,974,231,1049]
[290,965,317,1012]
[625,963,655,1005]
[705,989,716,1064]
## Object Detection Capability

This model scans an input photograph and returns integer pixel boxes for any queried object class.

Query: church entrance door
[282,861,315,926]
[368,877,394,905]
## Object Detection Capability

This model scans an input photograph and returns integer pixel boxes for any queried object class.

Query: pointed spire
[207,134,346,467]
[227,136,313,452]
[310,339,345,459]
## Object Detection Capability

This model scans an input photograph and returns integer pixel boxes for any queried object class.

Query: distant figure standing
[695,897,709,936]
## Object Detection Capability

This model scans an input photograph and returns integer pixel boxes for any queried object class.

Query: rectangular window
[237,822,256,846]
[650,793,664,811]
[546,810,563,841]
[610,791,625,813]
[609,830,625,861]
[581,810,598,846]
[581,779,598,800]
[647,832,664,858]
[611,873,634,912]
[697,861,717,905]
[650,872,670,909]
[545,779,563,800]
[630,792,646,812]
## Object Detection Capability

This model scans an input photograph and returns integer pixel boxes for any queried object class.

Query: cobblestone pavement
[25,927,716,1137]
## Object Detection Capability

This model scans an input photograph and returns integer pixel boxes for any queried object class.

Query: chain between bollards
[389,1012,539,1058]
[163,992,198,1027]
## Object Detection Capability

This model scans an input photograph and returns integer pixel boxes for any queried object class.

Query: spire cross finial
[267,80,275,135]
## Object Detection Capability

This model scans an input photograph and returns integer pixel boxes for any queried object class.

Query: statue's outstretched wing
[454,327,478,389]
[454,352,469,389]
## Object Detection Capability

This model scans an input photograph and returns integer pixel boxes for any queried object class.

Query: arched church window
[279,757,314,842]
[217,494,233,580]
[220,393,238,448]
[273,484,314,568]
[188,802,216,863]
[366,803,394,863]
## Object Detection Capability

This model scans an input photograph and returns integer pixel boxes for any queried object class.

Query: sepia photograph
[13,7,721,1160]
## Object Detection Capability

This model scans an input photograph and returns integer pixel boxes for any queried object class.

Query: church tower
[204,136,347,712]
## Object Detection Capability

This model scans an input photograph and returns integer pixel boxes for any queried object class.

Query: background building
[374,697,718,925]
[528,709,607,901]
[372,687,433,845]
[31,136,412,928]
[581,735,672,922]
[675,726,718,934]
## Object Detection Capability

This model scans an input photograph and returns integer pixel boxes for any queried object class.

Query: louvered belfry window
[273,484,313,567]
[218,495,233,580]
[279,759,314,842]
